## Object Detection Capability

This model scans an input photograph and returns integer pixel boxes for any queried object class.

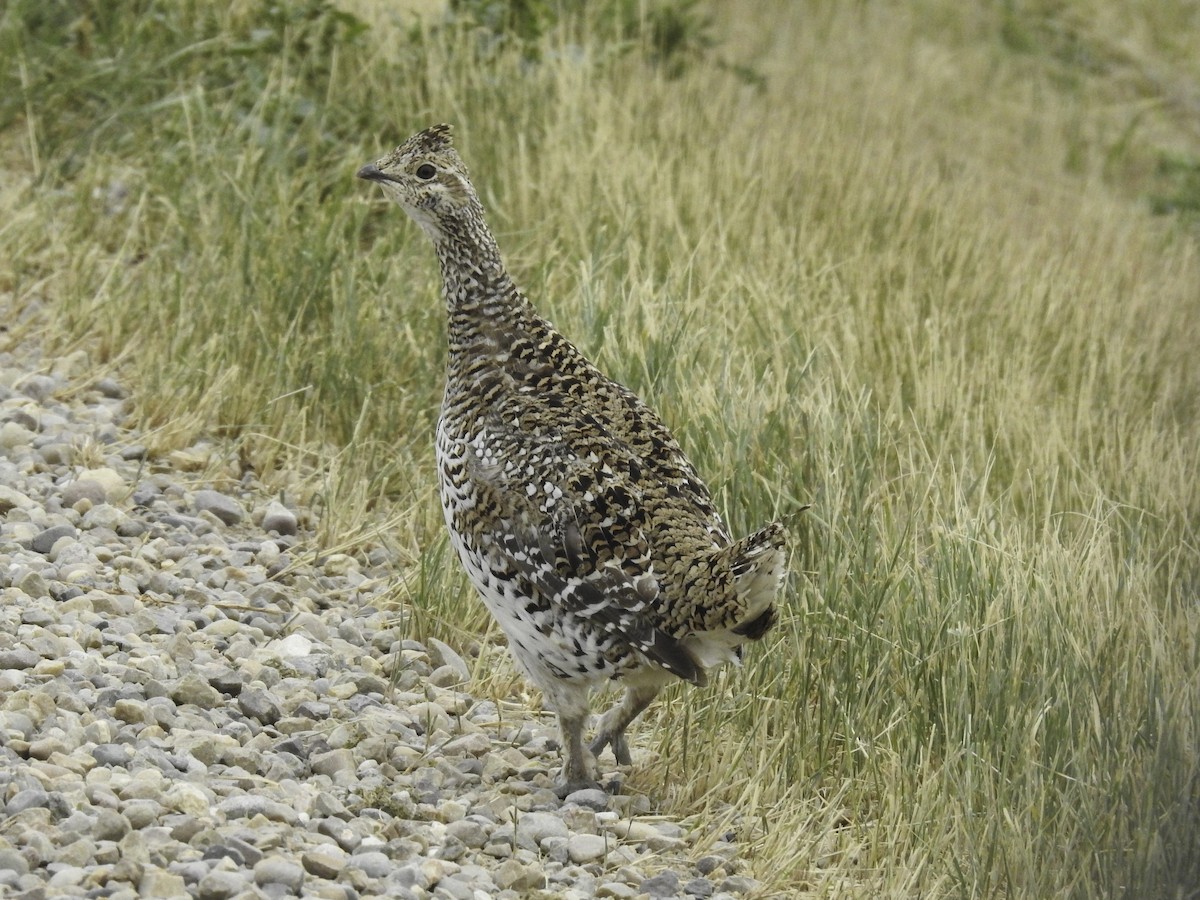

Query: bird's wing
[462,412,706,684]
[498,524,704,685]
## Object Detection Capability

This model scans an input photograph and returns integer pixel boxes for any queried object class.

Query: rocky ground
[0,334,767,899]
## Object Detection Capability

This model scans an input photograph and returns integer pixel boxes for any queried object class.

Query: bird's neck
[431,218,534,374]
[436,246,512,311]
[428,203,514,307]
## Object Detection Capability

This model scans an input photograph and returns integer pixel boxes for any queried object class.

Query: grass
[3,0,1199,895]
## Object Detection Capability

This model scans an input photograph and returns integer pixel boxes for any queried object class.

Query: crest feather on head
[406,123,454,154]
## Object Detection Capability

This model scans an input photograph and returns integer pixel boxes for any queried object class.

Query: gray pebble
[0,420,35,449]
[719,875,761,894]
[515,811,570,850]
[311,748,358,778]
[196,868,249,900]
[0,649,39,670]
[226,836,266,866]
[61,478,108,508]
[27,735,69,759]
[317,820,362,853]
[427,637,472,682]
[350,849,392,878]
[93,808,131,841]
[139,869,188,896]
[237,686,283,724]
[15,374,57,401]
[434,875,479,900]
[16,571,49,599]
[640,871,682,898]
[0,711,34,739]
[301,847,349,879]
[441,732,491,757]
[6,788,51,814]
[55,833,97,868]
[685,876,716,897]
[494,858,545,891]
[131,483,161,506]
[37,442,73,465]
[564,788,610,811]
[170,673,223,708]
[30,523,76,554]
[205,665,245,695]
[445,819,489,849]
[121,799,161,829]
[311,791,350,819]
[168,859,211,885]
[567,832,609,864]
[217,796,298,825]
[595,885,641,899]
[46,866,88,891]
[0,846,30,875]
[193,489,244,525]
[93,377,128,399]
[261,500,299,535]
[254,856,305,891]
[1,408,38,429]
[81,503,128,531]
[0,485,34,513]
[695,855,725,876]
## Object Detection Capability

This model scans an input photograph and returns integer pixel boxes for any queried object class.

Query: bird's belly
[436,424,634,687]
[454,527,629,680]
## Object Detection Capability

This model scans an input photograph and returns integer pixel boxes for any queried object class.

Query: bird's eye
[416,164,436,180]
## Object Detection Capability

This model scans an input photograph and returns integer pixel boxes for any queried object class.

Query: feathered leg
[557,711,599,796]
[590,683,662,766]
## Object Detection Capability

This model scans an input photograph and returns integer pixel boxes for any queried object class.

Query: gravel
[0,339,765,898]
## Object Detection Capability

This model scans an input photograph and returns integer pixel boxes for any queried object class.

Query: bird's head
[357,124,478,243]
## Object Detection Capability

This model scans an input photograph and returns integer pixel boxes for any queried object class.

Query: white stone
[0,421,35,450]
[162,782,212,816]
[73,467,126,501]
[265,634,312,658]
[0,485,34,513]
[567,833,610,863]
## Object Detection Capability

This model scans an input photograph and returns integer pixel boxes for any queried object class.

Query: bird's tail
[722,520,789,640]
[680,511,805,673]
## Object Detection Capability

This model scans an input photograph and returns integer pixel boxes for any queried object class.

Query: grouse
[358,125,788,792]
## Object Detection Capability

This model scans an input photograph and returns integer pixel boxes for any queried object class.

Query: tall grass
[3,0,1198,895]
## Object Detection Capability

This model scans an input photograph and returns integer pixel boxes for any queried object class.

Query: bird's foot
[556,734,600,799]
[553,777,603,800]
[589,730,632,766]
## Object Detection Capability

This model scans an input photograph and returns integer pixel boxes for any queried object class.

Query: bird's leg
[590,684,661,766]
[556,712,599,797]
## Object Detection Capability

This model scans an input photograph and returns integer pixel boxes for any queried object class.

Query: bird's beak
[357,163,396,183]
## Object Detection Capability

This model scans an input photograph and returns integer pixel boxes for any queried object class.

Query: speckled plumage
[358,125,788,790]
